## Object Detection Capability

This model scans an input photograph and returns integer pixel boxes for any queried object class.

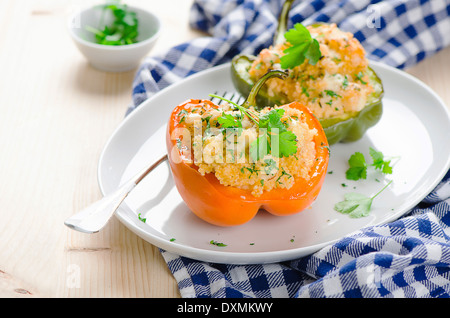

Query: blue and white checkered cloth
[129,0,450,298]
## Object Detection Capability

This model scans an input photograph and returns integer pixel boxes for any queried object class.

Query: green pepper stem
[241,70,288,109]
[273,0,294,46]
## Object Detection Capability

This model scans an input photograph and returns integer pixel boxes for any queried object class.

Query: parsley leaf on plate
[345,148,395,181]
[334,180,393,218]
[346,152,367,180]
[334,193,374,218]
[369,147,393,174]
[280,23,322,69]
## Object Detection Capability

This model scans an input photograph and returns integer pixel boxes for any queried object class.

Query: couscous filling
[176,101,317,197]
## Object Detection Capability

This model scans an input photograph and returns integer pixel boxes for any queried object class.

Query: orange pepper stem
[209,69,288,122]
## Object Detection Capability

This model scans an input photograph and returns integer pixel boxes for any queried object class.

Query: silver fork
[210,91,245,105]
[64,92,242,233]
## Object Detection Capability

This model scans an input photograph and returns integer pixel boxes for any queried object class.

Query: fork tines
[210,91,245,105]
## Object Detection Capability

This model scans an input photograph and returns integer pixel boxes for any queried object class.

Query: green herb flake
[138,212,146,223]
[210,240,227,247]
[325,90,342,99]
[342,76,349,89]
[355,72,368,85]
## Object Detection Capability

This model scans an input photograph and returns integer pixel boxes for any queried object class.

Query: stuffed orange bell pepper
[166,70,329,226]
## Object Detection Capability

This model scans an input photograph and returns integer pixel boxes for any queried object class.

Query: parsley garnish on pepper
[280,23,322,69]
[217,112,242,128]
[209,95,298,162]
[251,108,298,161]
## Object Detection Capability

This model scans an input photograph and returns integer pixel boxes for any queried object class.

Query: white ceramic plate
[98,61,450,264]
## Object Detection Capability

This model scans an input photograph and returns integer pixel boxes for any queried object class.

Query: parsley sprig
[346,147,395,181]
[280,23,322,69]
[251,108,298,161]
[369,148,394,174]
[209,94,298,161]
[217,112,242,128]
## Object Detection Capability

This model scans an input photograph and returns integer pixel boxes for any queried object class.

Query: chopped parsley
[137,213,146,223]
[263,158,278,175]
[276,167,292,185]
[355,71,368,85]
[85,1,139,46]
[324,90,342,99]
[342,75,349,89]
[210,240,227,247]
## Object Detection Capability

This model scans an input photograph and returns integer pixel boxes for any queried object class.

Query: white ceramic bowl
[68,4,161,72]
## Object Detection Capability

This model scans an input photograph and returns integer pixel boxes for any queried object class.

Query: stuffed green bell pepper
[231,1,384,145]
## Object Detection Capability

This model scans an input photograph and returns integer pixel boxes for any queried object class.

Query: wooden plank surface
[0,0,448,298]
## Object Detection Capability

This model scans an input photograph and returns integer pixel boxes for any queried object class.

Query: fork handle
[64,154,168,233]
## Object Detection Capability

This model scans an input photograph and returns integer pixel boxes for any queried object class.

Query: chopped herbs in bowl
[85,2,139,46]
[68,1,161,72]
